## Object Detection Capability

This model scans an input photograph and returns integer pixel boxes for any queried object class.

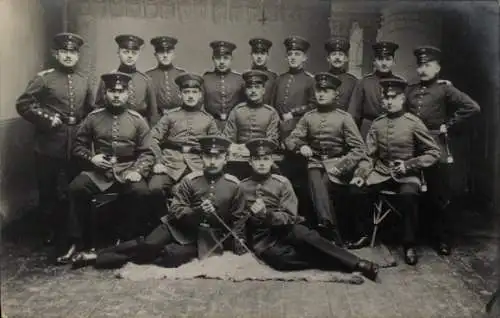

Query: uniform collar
[328,67,345,76]
[105,104,127,115]
[375,70,393,78]
[204,170,224,182]
[158,63,174,71]
[55,63,76,74]
[420,77,438,87]
[215,69,231,76]
[386,109,405,119]
[316,103,336,112]
[288,67,305,75]
[181,103,203,112]
[251,172,271,182]
[118,64,137,74]
[247,100,264,108]
[252,64,268,71]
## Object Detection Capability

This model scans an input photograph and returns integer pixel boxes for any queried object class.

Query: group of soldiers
[16,30,479,280]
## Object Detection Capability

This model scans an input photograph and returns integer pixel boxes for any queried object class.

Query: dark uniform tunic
[95,66,159,126]
[241,173,360,271]
[16,66,94,221]
[285,106,366,232]
[328,68,357,110]
[348,71,405,138]
[202,70,245,130]
[404,79,480,243]
[251,65,277,106]
[145,64,184,115]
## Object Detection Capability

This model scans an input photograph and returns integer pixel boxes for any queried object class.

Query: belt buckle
[68,116,76,125]
[182,145,191,153]
[220,113,227,121]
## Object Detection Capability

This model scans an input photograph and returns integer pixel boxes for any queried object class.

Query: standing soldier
[203,40,245,130]
[405,46,480,256]
[325,37,358,110]
[16,32,94,245]
[146,36,184,115]
[95,34,159,125]
[348,41,404,138]
[146,73,219,218]
[249,38,277,105]
[58,72,151,263]
[352,78,441,265]
[285,73,366,245]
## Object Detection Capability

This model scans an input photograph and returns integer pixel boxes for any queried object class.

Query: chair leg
[90,199,98,250]
[371,202,382,247]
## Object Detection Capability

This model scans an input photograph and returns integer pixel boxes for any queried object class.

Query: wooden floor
[1,209,498,317]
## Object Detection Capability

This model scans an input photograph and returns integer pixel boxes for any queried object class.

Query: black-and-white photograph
[1,0,499,317]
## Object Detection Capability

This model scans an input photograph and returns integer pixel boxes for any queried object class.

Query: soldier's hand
[91,154,112,169]
[153,163,168,174]
[299,145,313,158]
[250,198,266,215]
[200,199,216,215]
[124,171,142,182]
[50,115,63,127]
[439,124,448,134]
[350,177,365,187]
[392,160,407,175]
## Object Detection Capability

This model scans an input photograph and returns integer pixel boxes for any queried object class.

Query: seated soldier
[146,73,219,218]
[71,136,247,269]
[241,138,378,281]
[351,78,440,265]
[58,72,151,263]
[223,69,280,179]
[285,73,366,245]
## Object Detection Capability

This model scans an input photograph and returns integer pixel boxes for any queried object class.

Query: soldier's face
[251,52,269,66]
[374,56,394,73]
[250,155,274,175]
[54,49,80,68]
[286,50,307,68]
[118,48,140,66]
[181,87,202,107]
[155,49,175,66]
[213,55,233,72]
[315,88,337,105]
[382,92,405,113]
[327,51,348,69]
[245,83,265,103]
[416,61,441,81]
[106,88,129,107]
[202,153,227,174]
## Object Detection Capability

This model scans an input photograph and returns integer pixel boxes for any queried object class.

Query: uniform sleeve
[343,77,358,108]
[132,116,153,177]
[267,110,281,144]
[404,120,441,171]
[170,178,196,219]
[206,116,220,135]
[16,75,58,131]
[354,124,377,179]
[230,185,248,242]
[72,116,94,161]
[82,78,96,117]
[336,115,367,174]
[265,180,300,226]
[444,85,480,128]
[306,76,316,105]
[94,79,106,108]
[284,115,308,151]
[348,80,365,126]
[145,78,160,126]
[222,109,238,142]
[148,115,170,163]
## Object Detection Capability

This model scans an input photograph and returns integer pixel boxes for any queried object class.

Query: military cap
[379,78,407,96]
[210,41,237,56]
[174,73,204,89]
[314,72,342,89]
[284,36,310,52]
[249,38,273,53]
[115,34,144,50]
[242,70,269,85]
[246,138,278,157]
[150,36,178,52]
[53,33,84,51]
[198,136,232,154]
[372,41,399,58]
[101,72,132,90]
[325,37,350,54]
[413,46,441,64]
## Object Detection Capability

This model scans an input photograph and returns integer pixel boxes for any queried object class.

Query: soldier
[352,78,441,265]
[146,36,184,115]
[241,138,378,281]
[203,40,245,130]
[147,73,219,218]
[249,38,277,105]
[58,72,151,263]
[285,73,366,245]
[16,32,94,245]
[272,35,315,139]
[70,136,247,269]
[325,37,358,110]
[405,46,480,256]
[95,34,159,125]
[348,41,404,138]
